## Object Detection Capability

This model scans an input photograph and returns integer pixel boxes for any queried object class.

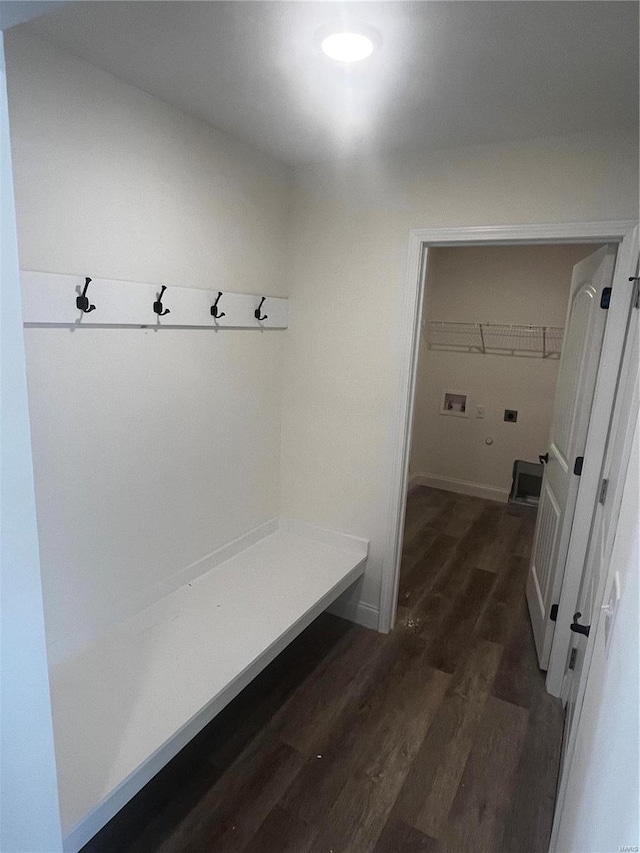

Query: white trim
[407,472,423,491]
[380,231,426,633]
[408,473,509,503]
[379,220,638,638]
[407,473,427,492]
[328,596,380,630]
[404,221,638,246]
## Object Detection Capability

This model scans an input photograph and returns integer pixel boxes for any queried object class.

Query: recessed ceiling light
[320,31,375,63]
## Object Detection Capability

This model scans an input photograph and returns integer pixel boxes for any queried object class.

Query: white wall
[281,133,639,623]
[0,34,62,852]
[0,2,64,31]
[410,244,598,498]
[5,30,291,659]
[5,30,640,642]
[555,413,639,852]
[5,29,290,296]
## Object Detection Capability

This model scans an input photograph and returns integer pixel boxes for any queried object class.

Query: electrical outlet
[504,409,518,423]
[476,405,485,419]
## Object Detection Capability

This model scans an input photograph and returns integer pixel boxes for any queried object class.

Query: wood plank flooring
[82,487,563,853]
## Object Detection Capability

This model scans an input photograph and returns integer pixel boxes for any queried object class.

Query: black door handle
[570,612,590,637]
[539,453,549,465]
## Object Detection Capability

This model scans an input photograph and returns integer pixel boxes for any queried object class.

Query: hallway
[84,487,564,853]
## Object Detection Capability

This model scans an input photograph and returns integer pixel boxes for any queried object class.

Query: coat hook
[254,296,268,321]
[76,277,96,313]
[211,291,226,319]
[153,285,170,317]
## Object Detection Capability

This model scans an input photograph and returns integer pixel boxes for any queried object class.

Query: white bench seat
[50,524,368,852]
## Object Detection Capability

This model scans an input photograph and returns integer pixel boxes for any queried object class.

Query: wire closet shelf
[423,321,564,359]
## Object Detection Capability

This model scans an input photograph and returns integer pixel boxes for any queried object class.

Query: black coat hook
[76,277,96,313]
[153,285,170,317]
[254,297,268,321]
[211,291,226,319]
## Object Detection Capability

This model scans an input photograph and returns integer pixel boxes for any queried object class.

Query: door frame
[380,220,638,698]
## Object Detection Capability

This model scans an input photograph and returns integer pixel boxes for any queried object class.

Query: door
[526,244,617,669]
[560,273,638,772]
[550,272,639,851]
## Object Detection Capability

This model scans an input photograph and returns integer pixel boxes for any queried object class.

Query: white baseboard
[328,595,380,630]
[407,472,423,491]
[409,472,509,503]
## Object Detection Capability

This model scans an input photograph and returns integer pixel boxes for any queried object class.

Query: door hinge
[599,478,609,505]
[569,647,578,670]
[574,456,584,476]
[630,276,640,309]
[600,287,612,309]
[550,604,559,622]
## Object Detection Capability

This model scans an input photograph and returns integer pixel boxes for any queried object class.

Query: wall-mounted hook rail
[76,277,96,314]
[21,271,289,329]
[254,297,268,321]
[211,291,226,319]
[153,286,170,317]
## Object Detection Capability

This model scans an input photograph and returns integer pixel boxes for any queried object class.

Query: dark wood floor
[83,487,563,853]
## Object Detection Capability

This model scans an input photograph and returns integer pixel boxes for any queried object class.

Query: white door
[526,245,617,669]
[550,272,639,851]
[560,275,638,772]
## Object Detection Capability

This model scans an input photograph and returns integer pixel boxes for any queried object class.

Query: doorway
[394,242,610,844]
[408,242,596,507]
[382,222,637,694]
[398,240,607,661]
[382,219,638,852]
[400,240,621,681]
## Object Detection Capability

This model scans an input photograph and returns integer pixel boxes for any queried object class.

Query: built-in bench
[49,520,368,852]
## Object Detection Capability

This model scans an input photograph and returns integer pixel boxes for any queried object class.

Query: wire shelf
[424,321,564,359]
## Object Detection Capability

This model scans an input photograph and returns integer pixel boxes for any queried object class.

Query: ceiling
[27,1,639,165]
